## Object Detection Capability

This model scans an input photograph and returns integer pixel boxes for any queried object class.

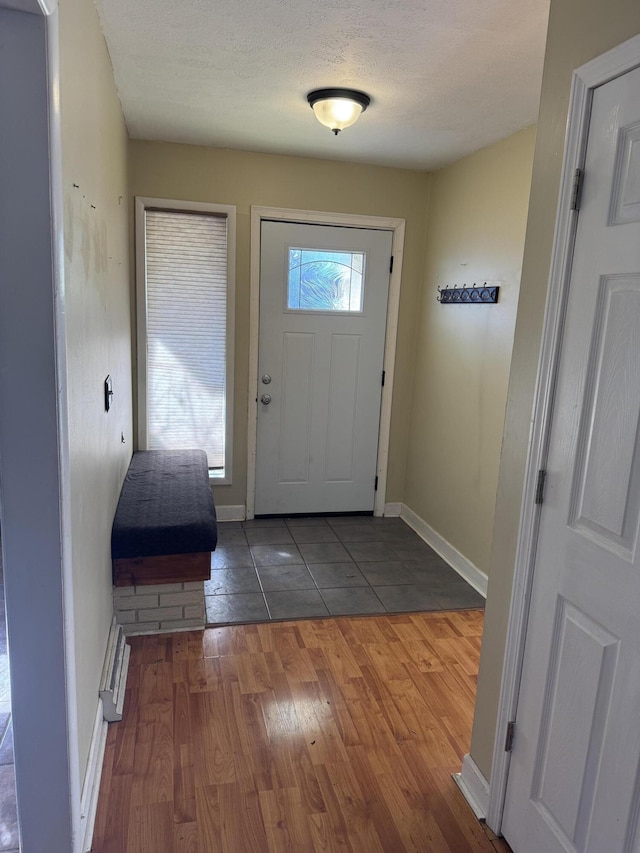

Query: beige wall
[130,142,431,508]
[60,0,132,778]
[471,1,640,779]
[404,127,536,575]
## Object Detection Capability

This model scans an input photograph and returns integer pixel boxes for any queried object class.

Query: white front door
[255,220,392,515]
[502,65,640,852]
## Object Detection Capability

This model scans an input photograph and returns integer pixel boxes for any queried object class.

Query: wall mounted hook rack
[437,283,499,304]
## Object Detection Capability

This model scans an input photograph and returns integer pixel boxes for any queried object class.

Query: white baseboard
[216,504,246,522]
[383,502,402,517]
[80,699,108,853]
[453,753,490,820]
[400,504,488,597]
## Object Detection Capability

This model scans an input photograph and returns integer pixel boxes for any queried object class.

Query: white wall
[59,0,132,782]
[0,0,132,845]
[404,127,536,577]
[130,141,431,509]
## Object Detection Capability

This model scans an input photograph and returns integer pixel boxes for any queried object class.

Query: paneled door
[255,220,392,515]
[502,65,640,852]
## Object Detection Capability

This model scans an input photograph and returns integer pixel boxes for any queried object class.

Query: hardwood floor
[93,611,511,852]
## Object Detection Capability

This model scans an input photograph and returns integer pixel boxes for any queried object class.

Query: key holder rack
[437,283,499,304]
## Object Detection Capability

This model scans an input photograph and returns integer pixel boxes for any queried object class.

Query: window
[287,247,365,312]
[136,198,235,482]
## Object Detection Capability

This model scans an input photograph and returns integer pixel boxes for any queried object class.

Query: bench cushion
[111,449,217,559]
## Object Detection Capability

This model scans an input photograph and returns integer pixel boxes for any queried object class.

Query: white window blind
[144,209,228,470]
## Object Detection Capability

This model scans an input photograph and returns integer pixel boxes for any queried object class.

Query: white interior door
[502,65,640,852]
[255,220,392,515]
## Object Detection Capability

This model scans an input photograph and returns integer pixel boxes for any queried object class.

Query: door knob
[261,374,272,385]
[260,394,272,405]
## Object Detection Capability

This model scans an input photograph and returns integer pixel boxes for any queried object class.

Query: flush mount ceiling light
[307,88,371,135]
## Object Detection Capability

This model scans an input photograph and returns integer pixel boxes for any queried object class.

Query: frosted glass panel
[288,248,365,312]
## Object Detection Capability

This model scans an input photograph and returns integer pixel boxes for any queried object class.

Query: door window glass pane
[287,248,365,312]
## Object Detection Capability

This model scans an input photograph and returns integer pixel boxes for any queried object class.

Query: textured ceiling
[94,0,550,171]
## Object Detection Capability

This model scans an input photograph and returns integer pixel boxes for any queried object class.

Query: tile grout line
[248,541,273,621]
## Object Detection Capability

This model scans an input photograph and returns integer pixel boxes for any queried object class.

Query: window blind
[145,209,228,469]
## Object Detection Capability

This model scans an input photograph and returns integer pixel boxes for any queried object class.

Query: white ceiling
[94,0,550,171]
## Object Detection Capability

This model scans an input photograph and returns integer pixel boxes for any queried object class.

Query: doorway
[255,220,392,516]
[489,34,640,850]
[247,207,406,519]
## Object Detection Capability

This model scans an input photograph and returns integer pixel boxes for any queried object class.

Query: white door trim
[487,32,640,835]
[0,3,80,850]
[247,206,405,519]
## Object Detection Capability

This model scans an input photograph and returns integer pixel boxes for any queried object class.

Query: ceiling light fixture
[307,88,371,135]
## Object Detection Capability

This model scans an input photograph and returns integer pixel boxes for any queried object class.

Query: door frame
[247,206,405,519]
[486,32,640,834]
[0,1,81,850]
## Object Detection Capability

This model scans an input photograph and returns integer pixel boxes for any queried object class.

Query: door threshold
[254,511,374,519]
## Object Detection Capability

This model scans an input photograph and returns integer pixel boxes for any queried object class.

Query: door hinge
[389,255,394,274]
[505,721,516,752]
[570,168,584,211]
[381,370,386,387]
[535,469,547,505]
[374,475,379,491]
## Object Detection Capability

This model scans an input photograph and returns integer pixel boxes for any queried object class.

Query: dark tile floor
[205,515,484,625]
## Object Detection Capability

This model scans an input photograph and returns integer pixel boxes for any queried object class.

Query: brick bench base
[114,581,206,636]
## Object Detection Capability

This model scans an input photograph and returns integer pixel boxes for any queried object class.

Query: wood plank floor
[92,611,511,852]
